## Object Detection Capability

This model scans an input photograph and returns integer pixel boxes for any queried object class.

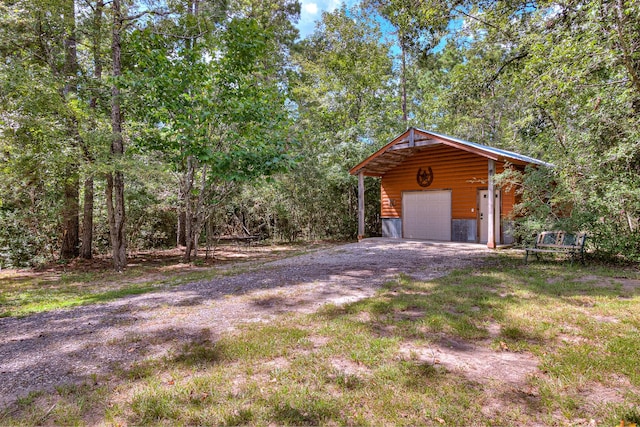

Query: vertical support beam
[487,159,496,249]
[358,171,365,240]
[408,127,415,147]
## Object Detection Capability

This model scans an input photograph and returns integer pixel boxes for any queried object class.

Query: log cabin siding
[502,180,516,220]
[351,127,550,246]
[380,144,515,219]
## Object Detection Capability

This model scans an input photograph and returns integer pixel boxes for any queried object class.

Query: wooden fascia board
[414,129,539,166]
[387,139,439,151]
[412,129,499,161]
[349,129,414,175]
[349,127,536,176]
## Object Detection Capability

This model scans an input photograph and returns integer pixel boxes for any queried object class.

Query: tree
[59,0,79,259]
[365,0,464,124]
[105,0,127,271]
[277,5,397,238]
[126,0,296,262]
[412,0,640,259]
[0,0,97,264]
[79,0,106,260]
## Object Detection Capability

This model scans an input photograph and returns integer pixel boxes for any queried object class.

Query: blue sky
[295,1,462,52]
[296,0,354,39]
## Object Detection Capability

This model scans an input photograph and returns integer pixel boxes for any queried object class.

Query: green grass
[3,253,640,426]
[0,244,322,317]
[0,269,192,317]
[0,283,161,317]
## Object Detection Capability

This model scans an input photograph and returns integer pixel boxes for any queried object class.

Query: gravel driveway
[0,238,491,409]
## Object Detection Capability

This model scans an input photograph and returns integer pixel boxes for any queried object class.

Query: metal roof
[350,127,554,176]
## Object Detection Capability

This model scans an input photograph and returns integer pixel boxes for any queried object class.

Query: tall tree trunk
[400,34,408,125]
[177,210,187,247]
[182,155,196,262]
[81,0,103,260]
[81,177,94,259]
[181,0,202,263]
[106,170,126,271]
[61,171,80,259]
[107,0,126,271]
[60,0,80,259]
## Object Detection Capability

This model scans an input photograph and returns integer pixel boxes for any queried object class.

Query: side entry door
[479,190,500,244]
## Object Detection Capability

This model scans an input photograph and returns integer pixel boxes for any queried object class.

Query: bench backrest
[536,231,586,249]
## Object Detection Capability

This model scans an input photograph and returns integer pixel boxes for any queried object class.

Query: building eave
[349,127,554,176]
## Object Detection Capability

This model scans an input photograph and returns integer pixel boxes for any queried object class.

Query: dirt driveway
[0,238,491,409]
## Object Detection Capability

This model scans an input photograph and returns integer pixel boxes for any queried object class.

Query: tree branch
[485,52,528,88]
[613,0,640,96]
[149,29,211,41]
[122,9,170,23]
[453,7,503,33]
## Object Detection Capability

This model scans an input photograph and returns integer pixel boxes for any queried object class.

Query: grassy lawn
[0,244,327,318]
[2,253,640,426]
[0,266,227,318]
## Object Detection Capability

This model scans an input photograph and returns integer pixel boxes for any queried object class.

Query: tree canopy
[1,0,638,267]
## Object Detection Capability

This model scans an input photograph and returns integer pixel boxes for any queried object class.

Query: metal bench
[525,231,587,264]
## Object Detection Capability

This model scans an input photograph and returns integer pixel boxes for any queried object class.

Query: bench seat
[525,231,587,264]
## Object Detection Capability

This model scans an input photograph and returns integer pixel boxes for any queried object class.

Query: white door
[479,190,500,244]
[403,191,452,240]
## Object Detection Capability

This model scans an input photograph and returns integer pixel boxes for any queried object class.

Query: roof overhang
[349,127,554,177]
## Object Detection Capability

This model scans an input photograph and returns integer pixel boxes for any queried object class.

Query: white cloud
[302,2,319,15]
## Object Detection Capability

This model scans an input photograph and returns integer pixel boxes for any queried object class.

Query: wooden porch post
[358,171,365,240]
[487,159,496,249]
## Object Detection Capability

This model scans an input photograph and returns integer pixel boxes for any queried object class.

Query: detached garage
[350,127,552,248]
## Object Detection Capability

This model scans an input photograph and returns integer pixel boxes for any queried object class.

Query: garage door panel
[403,191,452,240]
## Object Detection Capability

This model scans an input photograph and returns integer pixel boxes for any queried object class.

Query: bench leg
[567,250,586,265]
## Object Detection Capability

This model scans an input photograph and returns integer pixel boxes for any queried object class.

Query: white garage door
[403,191,452,240]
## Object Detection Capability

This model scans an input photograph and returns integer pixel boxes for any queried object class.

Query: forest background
[0,0,638,269]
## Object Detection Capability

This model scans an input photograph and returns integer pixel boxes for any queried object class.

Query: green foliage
[0,58,68,266]
[124,170,178,250]
[496,166,573,245]
[0,0,110,265]
[1,0,639,264]
[0,209,54,268]
[126,6,294,181]
[412,0,640,261]
[266,5,397,239]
